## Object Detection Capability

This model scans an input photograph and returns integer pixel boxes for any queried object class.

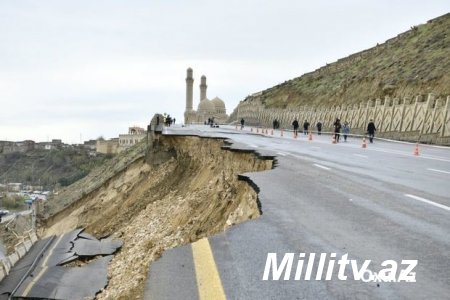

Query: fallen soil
[42,135,273,299]
[0,214,32,255]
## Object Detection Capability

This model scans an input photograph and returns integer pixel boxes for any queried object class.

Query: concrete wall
[0,141,35,154]
[0,230,38,282]
[96,139,119,155]
[236,93,450,145]
[118,133,146,153]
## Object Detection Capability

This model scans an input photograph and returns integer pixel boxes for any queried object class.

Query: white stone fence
[0,230,38,282]
[236,93,450,145]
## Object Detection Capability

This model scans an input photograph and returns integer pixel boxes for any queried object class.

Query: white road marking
[276,152,288,156]
[353,154,368,158]
[311,146,321,150]
[248,144,259,148]
[427,168,450,175]
[404,194,450,212]
[369,147,450,163]
[313,163,331,170]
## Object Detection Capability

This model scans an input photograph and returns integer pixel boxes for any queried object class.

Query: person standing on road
[367,119,376,143]
[303,120,310,135]
[271,119,280,130]
[316,121,322,135]
[342,121,350,142]
[333,118,342,142]
[240,118,245,129]
[292,118,299,138]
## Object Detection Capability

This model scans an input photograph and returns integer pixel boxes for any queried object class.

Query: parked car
[0,209,10,222]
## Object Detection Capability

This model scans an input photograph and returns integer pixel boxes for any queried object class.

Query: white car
[0,209,10,217]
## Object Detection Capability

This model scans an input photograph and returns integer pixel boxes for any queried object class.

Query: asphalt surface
[0,229,122,299]
[0,210,32,224]
[146,125,450,300]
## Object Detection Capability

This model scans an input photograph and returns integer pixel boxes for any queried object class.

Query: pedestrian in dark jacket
[333,118,341,142]
[292,119,299,138]
[240,118,245,129]
[316,122,322,135]
[367,119,376,143]
[303,120,310,135]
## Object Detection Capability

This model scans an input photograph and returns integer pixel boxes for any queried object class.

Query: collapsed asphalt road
[0,229,122,299]
[146,125,450,300]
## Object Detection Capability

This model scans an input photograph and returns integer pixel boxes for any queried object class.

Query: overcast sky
[0,1,449,143]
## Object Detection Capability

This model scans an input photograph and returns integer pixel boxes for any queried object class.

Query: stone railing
[0,230,38,282]
[236,93,450,145]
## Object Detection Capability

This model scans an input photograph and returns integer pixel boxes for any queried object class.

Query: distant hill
[241,13,449,109]
[0,148,111,190]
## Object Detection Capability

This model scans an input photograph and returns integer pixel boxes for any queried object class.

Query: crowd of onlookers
[288,118,376,142]
[238,117,377,143]
[249,118,378,143]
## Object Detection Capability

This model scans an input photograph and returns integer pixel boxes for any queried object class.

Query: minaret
[185,68,194,111]
[200,75,207,101]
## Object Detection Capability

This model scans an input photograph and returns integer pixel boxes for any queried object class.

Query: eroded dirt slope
[43,136,273,299]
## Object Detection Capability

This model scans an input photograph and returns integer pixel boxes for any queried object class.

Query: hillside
[246,13,449,109]
[0,148,111,190]
[41,135,273,298]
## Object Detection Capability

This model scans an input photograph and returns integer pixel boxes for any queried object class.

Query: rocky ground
[42,136,272,299]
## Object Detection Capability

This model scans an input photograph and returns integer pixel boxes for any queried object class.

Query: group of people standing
[331,119,351,142]
[291,119,314,138]
[290,118,377,143]
[241,117,377,143]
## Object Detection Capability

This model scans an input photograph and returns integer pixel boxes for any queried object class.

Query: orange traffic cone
[362,137,367,148]
[308,132,313,141]
[413,143,420,156]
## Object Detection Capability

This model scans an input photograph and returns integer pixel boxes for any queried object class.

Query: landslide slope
[42,135,273,299]
[244,13,449,109]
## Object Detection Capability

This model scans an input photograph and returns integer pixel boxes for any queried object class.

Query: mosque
[184,67,228,124]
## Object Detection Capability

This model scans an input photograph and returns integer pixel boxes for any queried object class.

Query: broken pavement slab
[0,229,122,299]
[15,256,113,299]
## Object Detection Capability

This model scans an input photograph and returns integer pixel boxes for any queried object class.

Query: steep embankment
[42,135,273,299]
[42,142,147,218]
[236,13,449,110]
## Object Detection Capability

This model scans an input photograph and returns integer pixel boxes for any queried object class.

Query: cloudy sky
[0,1,448,143]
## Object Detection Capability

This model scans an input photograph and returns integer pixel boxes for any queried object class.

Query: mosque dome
[211,97,226,112]
[197,98,215,114]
